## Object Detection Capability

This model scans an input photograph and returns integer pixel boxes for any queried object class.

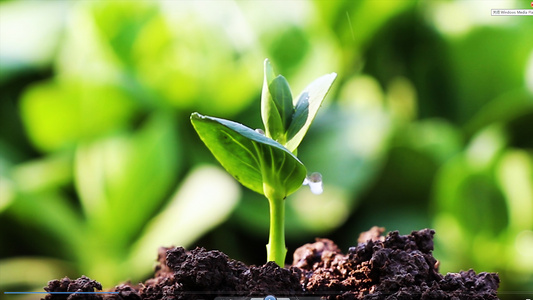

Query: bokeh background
[1,0,532,298]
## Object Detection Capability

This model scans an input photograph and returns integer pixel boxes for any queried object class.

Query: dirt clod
[43,275,103,300]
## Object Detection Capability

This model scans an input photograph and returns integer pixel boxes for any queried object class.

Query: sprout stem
[265,187,287,267]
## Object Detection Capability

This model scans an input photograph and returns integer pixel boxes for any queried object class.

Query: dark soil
[42,228,500,299]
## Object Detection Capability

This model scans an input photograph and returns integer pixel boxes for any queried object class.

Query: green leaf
[20,79,137,152]
[261,59,294,144]
[269,75,294,131]
[285,72,337,152]
[74,120,180,252]
[191,112,306,198]
[286,91,309,141]
[261,84,284,142]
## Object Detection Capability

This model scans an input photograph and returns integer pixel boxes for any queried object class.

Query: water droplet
[255,128,265,135]
[303,172,323,195]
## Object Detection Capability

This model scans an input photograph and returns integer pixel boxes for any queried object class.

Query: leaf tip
[264,59,276,84]
[327,72,338,83]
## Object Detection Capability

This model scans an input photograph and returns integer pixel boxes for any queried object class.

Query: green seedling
[191,59,336,266]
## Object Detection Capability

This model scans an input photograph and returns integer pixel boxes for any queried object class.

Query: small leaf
[261,60,293,144]
[270,75,294,131]
[286,91,309,141]
[261,92,284,143]
[191,113,306,198]
[285,73,337,152]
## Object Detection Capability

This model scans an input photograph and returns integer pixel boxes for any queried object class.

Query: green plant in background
[191,59,336,266]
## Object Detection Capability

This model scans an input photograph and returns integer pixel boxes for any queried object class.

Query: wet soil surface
[42,228,500,299]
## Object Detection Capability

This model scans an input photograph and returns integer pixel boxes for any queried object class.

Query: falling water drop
[303,172,323,195]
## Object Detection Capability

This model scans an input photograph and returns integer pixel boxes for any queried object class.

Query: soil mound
[42,228,499,299]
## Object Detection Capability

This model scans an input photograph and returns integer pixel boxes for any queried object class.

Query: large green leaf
[74,113,180,253]
[191,113,306,198]
[285,72,337,152]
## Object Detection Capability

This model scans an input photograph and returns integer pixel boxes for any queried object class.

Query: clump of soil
[42,228,500,299]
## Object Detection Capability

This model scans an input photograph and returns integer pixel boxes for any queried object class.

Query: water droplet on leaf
[303,172,323,195]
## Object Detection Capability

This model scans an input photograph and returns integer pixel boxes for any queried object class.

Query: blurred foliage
[0,0,532,297]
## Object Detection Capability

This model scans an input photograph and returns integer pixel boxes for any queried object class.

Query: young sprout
[191,59,336,267]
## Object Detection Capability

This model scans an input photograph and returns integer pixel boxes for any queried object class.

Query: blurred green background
[0,0,532,298]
